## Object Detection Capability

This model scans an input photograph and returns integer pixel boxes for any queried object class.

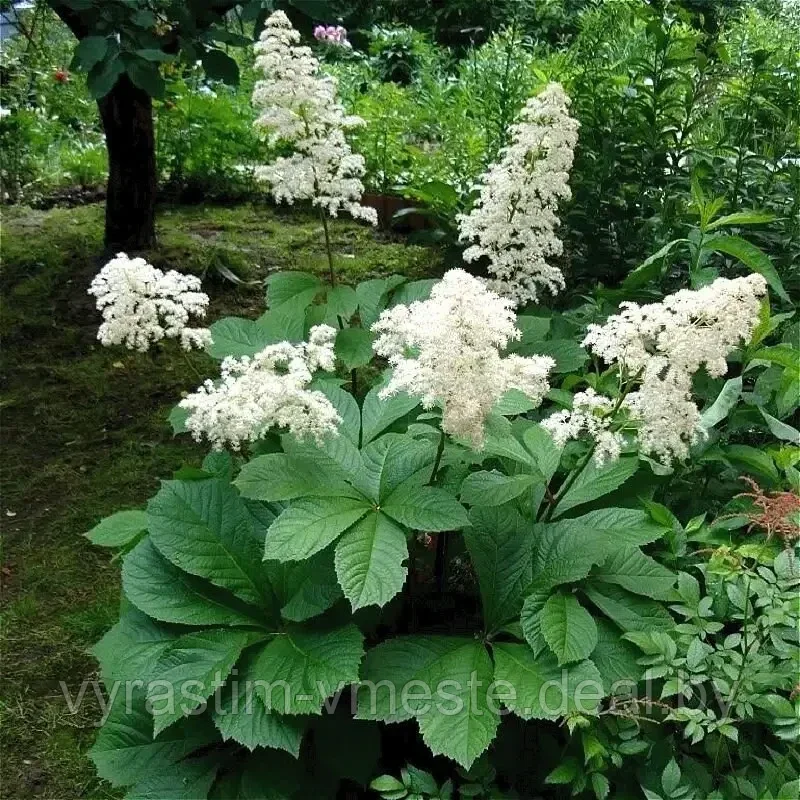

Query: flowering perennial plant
[313,24,351,48]
[458,82,579,307]
[179,325,340,449]
[88,252,211,352]
[252,12,376,224]
[372,269,554,446]
[545,274,769,464]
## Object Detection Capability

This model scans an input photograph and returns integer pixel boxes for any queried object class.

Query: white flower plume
[372,269,554,447]
[88,252,211,352]
[458,82,579,307]
[543,274,768,465]
[252,11,377,224]
[180,325,340,450]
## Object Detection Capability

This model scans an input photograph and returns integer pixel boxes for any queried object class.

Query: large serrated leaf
[492,644,603,720]
[361,384,421,445]
[264,496,370,562]
[250,623,364,714]
[86,509,147,548]
[552,456,639,518]
[592,545,676,600]
[591,619,643,692]
[582,582,674,633]
[540,594,598,665]
[552,508,667,547]
[147,479,273,608]
[335,512,408,610]
[148,629,250,735]
[382,482,469,532]
[353,434,436,503]
[122,539,261,627]
[460,471,538,507]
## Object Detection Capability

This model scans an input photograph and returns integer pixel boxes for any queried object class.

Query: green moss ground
[0,202,436,799]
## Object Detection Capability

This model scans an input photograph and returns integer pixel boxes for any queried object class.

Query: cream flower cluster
[372,269,554,447]
[252,11,377,224]
[458,82,579,307]
[544,274,768,464]
[88,253,211,352]
[180,325,340,450]
[542,389,624,466]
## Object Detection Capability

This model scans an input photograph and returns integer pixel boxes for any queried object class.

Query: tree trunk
[97,74,157,250]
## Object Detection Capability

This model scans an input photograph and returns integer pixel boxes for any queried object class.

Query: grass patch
[0,201,438,798]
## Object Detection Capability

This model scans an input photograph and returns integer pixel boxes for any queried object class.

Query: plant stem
[319,208,336,287]
[430,427,447,592]
[429,428,446,486]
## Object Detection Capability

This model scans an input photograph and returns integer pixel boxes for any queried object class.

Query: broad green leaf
[86,55,125,98]
[148,629,250,735]
[583,582,673,633]
[235,453,357,502]
[263,496,370,561]
[75,35,109,70]
[334,512,408,610]
[266,549,342,623]
[622,238,687,290]
[511,315,552,348]
[354,434,436,503]
[460,471,537,507]
[213,652,306,755]
[482,421,536,466]
[315,381,361,444]
[122,539,260,627]
[324,285,359,324]
[357,636,499,769]
[147,479,272,607]
[356,275,407,329]
[592,545,676,601]
[389,279,436,306]
[527,522,609,593]
[86,509,147,548]
[125,59,165,98]
[749,345,798,369]
[721,444,780,483]
[335,327,375,370]
[703,234,790,302]
[522,425,563,481]
[523,339,588,373]
[760,408,800,444]
[382,482,469,532]
[590,619,643,692]
[207,317,276,359]
[540,594,598,665]
[552,456,639,518]
[266,271,322,309]
[168,404,188,435]
[125,758,218,800]
[554,508,667,547]
[251,624,363,714]
[89,687,216,788]
[92,609,179,685]
[492,644,603,720]
[700,377,742,431]
[464,507,532,631]
[493,388,538,416]
[361,384,420,444]
[201,48,240,84]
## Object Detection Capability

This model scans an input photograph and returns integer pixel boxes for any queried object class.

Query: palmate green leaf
[464,507,533,631]
[92,608,180,685]
[591,619,643,692]
[335,512,408,610]
[147,479,273,608]
[148,629,251,736]
[552,456,639,518]
[263,496,370,562]
[234,453,358,502]
[353,434,436,503]
[582,582,674,633]
[460,471,538,507]
[251,623,364,715]
[356,636,499,769]
[361,384,421,445]
[90,687,217,788]
[528,521,609,592]
[540,594,598,666]
[86,509,147,548]
[213,652,306,756]
[266,271,323,309]
[523,339,588,373]
[492,644,603,721]
[266,549,342,623]
[355,275,407,329]
[592,545,677,601]
[315,381,361,444]
[207,317,277,360]
[125,758,219,800]
[122,539,262,627]
[382,481,469,532]
[522,425,563,482]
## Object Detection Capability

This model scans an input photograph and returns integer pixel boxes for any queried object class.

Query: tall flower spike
[252,11,377,224]
[88,252,211,352]
[372,269,554,447]
[179,325,341,450]
[458,82,579,307]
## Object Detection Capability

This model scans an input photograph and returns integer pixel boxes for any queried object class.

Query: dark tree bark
[97,75,157,249]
